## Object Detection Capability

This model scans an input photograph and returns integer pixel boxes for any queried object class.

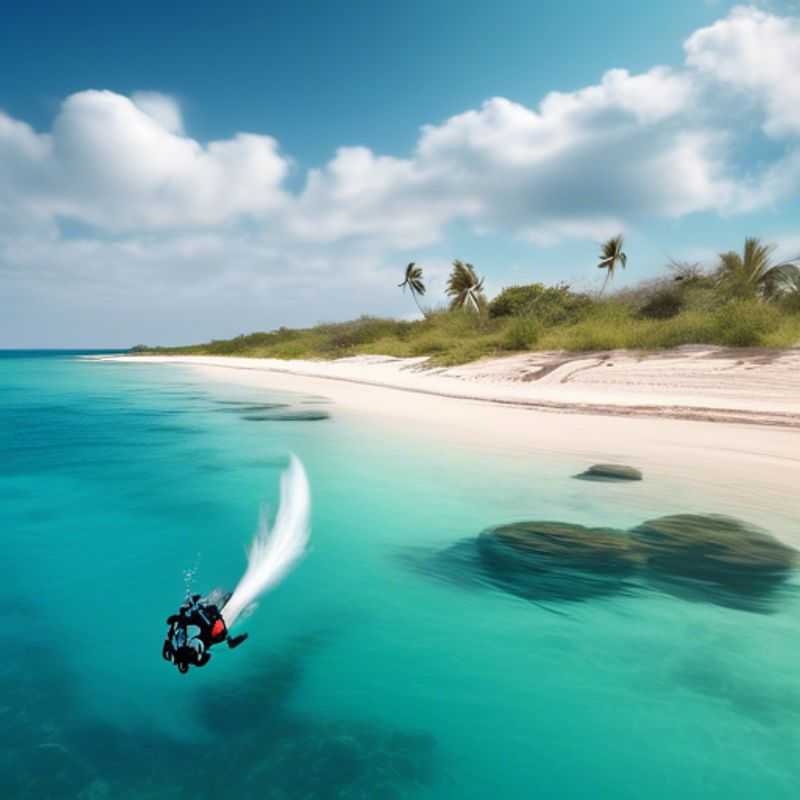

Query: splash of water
[222,455,311,628]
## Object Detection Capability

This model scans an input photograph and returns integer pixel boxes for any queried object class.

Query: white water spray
[222,455,311,629]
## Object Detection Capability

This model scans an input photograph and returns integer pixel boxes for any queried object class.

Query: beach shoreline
[98,347,800,426]
[94,348,800,544]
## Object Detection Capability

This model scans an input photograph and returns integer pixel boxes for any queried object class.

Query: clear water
[2,351,799,800]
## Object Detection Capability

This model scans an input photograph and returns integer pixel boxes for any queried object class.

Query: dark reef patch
[574,463,643,482]
[477,521,641,601]
[632,513,796,612]
[406,515,796,613]
[241,409,330,422]
[213,402,291,413]
[403,521,640,603]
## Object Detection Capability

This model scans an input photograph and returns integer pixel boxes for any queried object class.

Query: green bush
[712,300,781,347]
[681,286,719,313]
[638,287,684,319]
[489,282,592,324]
[315,316,411,352]
[503,317,541,350]
[489,284,548,317]
[777,291,800,315]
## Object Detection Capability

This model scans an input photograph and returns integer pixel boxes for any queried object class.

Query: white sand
[102,347,800,424]
[97,348,800,538]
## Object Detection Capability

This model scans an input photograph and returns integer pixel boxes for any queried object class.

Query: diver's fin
[227,633,248,649]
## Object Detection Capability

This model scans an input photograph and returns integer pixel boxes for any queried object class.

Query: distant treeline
[134,237,800,365]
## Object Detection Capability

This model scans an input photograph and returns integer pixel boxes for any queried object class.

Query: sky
[2,1,800,346]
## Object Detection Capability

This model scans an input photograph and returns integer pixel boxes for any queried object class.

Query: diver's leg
[227,633,248,649]
[162,640,174,661]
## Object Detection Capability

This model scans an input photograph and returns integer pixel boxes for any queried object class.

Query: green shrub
[638,287,684,319]
[489,282,592,324]
[762,316,800,347]
[712,300,781,347]
[681,286,719,313]
[539,303,637,351]
[409,334,449,355]
[503,317,541,350]
[490,284,548,317]
[777,291,800,315]
[315,316,411,352]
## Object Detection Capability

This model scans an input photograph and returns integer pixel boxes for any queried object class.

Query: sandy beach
[104,347,800,424]
[100,348,800,537]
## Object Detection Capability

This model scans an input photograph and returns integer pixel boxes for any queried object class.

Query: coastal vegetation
[140,236,800,364]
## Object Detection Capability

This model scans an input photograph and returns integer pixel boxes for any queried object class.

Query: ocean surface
[2,350,799,800]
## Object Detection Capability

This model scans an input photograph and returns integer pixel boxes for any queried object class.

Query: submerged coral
[477,521,641,601]
[407,514,796,613]
[402,521,640,604]
[632,513,796,611]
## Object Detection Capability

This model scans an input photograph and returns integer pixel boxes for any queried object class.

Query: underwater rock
[215,402,291,413]
[575,463,643,481]
[477,521,641,601]
[241,409,330,422]
[632,513,796,611]
[481,521,640,571]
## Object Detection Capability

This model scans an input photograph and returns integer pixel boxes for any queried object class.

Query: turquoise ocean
[2,350,799,800]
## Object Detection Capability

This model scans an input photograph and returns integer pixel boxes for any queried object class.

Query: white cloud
[2,9,798,246]
[0,90,290,231]
[131,91,184,134]
[3,5,800,344]
[685,6,800,137]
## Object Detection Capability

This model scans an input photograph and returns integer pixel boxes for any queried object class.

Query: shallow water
[2,351,799,799]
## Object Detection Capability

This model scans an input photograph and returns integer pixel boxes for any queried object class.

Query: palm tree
[446,260,486,313]
[717,237,800,299]
[597,235,627,292]
[398,262,426,314]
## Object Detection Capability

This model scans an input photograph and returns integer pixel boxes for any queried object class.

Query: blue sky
[2,1,800,346]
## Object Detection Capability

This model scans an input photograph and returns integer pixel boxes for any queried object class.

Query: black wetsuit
[162,594,247,673]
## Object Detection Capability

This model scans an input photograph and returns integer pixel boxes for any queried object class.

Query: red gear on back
[211,619,226,640]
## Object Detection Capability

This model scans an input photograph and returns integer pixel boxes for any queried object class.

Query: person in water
[162,593,248,674]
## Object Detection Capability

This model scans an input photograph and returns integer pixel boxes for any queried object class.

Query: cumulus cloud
[2,8,799,245]
[2,5,800,344]
[131,91,184,134]
[685,6,800,137]
[0,90,289,230]
[285,68,722,248]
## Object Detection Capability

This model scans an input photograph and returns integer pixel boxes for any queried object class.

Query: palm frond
[446,260,486,312]
[717,238,798,298]
[596,235,627,291]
